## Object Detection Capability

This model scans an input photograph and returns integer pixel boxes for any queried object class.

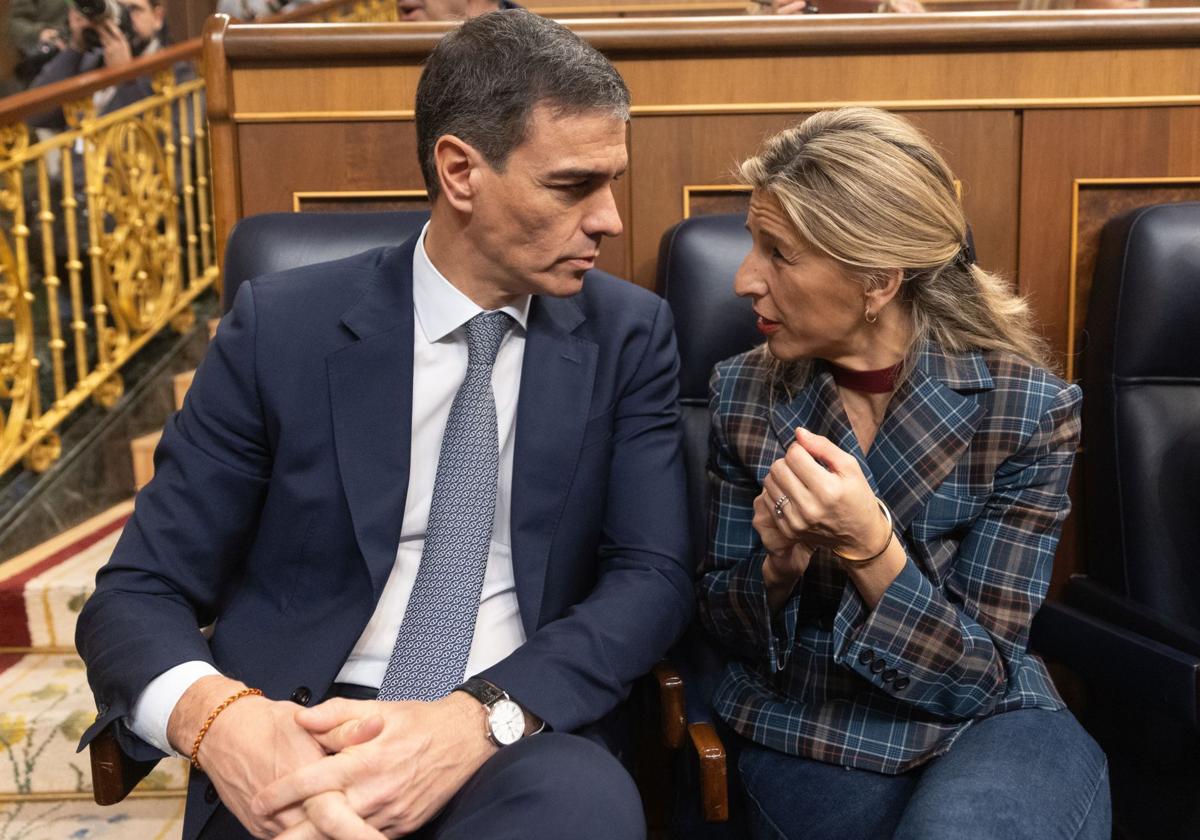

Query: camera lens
[73,0,110,19]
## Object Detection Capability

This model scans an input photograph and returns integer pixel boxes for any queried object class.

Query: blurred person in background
[397,0,522,21]
[7,0,70,85]
[1020,0,1146,8]
[26,0,172,129]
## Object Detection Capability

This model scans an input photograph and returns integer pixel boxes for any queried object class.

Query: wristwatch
[453,678,529,747]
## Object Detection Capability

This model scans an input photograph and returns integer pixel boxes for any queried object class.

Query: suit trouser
[197,729,646,840]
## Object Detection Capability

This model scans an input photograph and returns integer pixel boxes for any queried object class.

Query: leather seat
[221,210,431,311]
[655,214,759,834]
[1032,201,1200,839]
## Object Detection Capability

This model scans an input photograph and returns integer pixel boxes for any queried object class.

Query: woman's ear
[865,268,905,313]
[433,134,482,213]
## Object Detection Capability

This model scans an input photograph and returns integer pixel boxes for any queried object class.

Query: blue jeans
[739,708,1110,840]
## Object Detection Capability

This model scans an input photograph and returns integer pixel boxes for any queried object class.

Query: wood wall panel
[230,66,425,116]
[629,110,1020,288]
[295,192,430,213]
[617,48,1198,111]
[236,122,426,219]
[1018,107,1200,376]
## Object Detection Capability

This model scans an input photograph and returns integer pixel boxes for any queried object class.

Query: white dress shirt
[126,225,530,755]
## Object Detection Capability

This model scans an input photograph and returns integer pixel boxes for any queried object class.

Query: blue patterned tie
[378,311,514,701]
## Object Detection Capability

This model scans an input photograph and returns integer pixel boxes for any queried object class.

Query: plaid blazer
[697,340,1081,774]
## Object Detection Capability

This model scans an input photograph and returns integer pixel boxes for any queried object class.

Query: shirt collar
[412,223,531,344]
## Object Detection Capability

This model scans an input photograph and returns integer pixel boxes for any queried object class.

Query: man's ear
[434,134,483,213]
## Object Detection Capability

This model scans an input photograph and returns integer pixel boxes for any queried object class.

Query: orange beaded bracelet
[190,688,263,771]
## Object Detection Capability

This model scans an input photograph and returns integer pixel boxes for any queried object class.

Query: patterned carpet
[0,504,186,839]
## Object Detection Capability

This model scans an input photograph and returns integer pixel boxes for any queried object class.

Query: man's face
[463,105,627,300]
[118,0,163,41]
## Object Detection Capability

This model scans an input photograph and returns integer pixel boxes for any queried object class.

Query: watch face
[488,699,525,746]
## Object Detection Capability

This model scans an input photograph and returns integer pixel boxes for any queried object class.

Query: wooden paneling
[230,66,425,116]
[629,110,1019,287]
[294,192,430,212]
[1017,107,1200,375]
[236,121,425,217]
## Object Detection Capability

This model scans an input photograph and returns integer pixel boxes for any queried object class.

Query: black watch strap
[454,677,506,707]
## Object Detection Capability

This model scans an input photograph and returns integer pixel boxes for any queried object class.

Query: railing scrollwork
[0,0,397,476]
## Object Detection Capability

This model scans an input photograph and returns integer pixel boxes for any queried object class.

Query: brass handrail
[0,0,398,477]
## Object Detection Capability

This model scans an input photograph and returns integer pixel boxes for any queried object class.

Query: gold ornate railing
[0,0,397,477]
[0,72,210,474]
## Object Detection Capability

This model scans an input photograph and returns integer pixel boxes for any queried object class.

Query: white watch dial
[488,699,525,746]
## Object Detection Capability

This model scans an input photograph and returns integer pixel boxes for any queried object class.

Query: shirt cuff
[125,660,222,756]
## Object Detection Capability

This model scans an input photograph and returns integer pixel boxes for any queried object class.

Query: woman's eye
[771,247,786,262]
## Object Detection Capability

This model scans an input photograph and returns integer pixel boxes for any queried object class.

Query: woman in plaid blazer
[697,108,1110,839]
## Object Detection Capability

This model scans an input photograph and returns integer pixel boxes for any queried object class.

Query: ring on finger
[774,494,791,517]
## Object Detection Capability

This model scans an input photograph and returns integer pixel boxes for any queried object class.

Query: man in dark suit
[75,11,692,840]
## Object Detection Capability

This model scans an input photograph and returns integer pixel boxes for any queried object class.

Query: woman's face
[734,190,868,364]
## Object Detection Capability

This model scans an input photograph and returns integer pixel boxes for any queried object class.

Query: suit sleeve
[831,383,1082,720]
[75,282,272,759]
[696,364,801,673]
[479,297,694,732]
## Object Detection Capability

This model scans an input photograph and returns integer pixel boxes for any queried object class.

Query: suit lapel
[327,243,417,598]
[767,347,991,530]
[510,294,596,635]
[866,343,991,528]
[769,366,859,483]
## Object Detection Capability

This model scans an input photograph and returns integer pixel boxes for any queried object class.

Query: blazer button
[870,658,886,674]
[881,668,898,682]
[290,686,312,705]
[204,782,219,804]
[858,649,874,666]
[894,676,911,691]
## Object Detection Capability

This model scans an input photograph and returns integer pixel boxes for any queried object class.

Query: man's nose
[582,186,623,239]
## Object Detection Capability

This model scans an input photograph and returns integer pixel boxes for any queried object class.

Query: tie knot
[465,311,513,368]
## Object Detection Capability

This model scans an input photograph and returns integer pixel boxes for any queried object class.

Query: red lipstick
[756,315,781,336]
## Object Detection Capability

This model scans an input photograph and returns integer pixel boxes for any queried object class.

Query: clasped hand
[252,692,496,839]
[754,427,887,573]
[194,683,493,839]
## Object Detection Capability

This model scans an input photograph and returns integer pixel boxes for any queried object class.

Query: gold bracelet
[832,499,895,566]
[190,687,263,771]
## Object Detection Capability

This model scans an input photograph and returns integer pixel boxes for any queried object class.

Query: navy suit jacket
[76,236,693,837]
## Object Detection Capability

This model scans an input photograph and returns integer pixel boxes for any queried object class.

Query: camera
[72,0,145,55]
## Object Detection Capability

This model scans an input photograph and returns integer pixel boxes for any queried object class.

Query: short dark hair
[415,11,630,201]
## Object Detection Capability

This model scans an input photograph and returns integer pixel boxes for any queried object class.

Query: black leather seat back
[221,210,431,312]
[656,214,763,561]
[1082,202,1200,630]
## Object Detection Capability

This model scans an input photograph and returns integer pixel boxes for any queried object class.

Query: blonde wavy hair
[738,107,1050,392]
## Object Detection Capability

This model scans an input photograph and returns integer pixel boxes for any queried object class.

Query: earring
[864,304,878,324]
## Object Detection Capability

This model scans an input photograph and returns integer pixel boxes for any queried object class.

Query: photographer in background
[7,0,70,84]
[26,0,170,130]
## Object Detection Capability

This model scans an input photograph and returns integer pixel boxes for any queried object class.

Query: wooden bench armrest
[651,661,687,750]
[689,721,729,822]
[89,723,160,805]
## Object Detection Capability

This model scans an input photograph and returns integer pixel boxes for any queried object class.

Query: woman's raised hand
[763,427,890,561]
